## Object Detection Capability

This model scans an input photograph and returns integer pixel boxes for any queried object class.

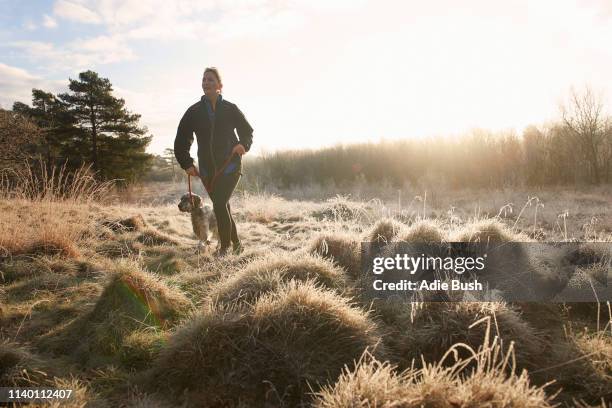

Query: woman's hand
[185,166,200,177]
[232,144,246,156]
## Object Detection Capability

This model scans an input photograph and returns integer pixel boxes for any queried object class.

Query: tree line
[3,79,610,190]
[242,87,612,189]
[2,70,154,184]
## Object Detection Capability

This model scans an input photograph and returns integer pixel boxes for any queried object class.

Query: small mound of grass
[14,235,81,258]
[0,340,54,386]
[315,345,555,408]
[94,237,140,258]
[383,301,544,371]
[151,281,384,406]
[144,250,189,275]
[547,330,612,404]
[399,219,446,243]
[102,214,147,232]
[312,196,370,221]
[137,228,179,246]
[310,233,361,279]
[3,256,98,302]
[567,243,611,267]
[209,253,347,306]
[43,260,189,366]
[452,219,525,243]
[0,341,98,402]
[367,218,403,253]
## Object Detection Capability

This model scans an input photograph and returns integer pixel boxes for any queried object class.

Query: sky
[2,0,612,156]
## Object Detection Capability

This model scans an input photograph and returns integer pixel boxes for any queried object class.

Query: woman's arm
[174,108,196,170]
[233,104,253,152]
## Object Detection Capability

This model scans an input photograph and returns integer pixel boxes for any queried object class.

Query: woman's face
[202,71,221,95]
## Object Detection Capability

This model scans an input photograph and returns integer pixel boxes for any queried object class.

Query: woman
[174,67,253,256]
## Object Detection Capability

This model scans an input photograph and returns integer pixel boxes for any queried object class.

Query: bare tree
[561,86,611,184]
[0,110,42,172]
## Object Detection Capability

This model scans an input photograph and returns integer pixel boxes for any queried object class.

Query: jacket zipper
[208,100,217,172]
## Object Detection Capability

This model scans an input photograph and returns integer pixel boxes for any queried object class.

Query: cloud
[43,14,58,29]
[73,35,136,63]
[8,36,136,70]
[23,20,37,30]
[0,63,64,109]
[48,0,350,42]
[53,0,102,24]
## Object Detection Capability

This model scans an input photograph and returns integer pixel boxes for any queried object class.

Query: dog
[178,193,217,249]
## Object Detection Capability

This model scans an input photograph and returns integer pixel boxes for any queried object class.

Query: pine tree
[58,70,152,181]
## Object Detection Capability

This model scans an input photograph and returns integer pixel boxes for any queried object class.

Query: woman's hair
[204,67,223,89]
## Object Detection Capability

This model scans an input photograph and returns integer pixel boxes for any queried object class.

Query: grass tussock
[151,281,384,407]
[313,196,372,221]
[310,233,361,278]
[136,228,179,246]
[144,250,190,275]
[314,344,555,408]
[367,218,404,253]
[1,256,90,286]
[381,301,544,371]
[0,341,98,405]
[399,219,446,243]
[14,235,81,259]
[43,259,189,366]
[237,191,310,223]
[452,219,526,243]
[91,259,190,329]
[102,214,148,232]
[209,253,347,306]
[545,329,612,404]
[0,340,55,386]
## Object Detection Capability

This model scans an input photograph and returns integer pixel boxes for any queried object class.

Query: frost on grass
[151,281,384,407]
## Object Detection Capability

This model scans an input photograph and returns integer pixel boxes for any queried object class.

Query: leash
[186,152,237,203]
[187,173,195,207]
[202,152,237,194]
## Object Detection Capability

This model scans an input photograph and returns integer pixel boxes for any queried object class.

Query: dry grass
[150,281,384,407]
[310,233,362,279]
[1,180,611,406]
[315,335,555,408]
[40,259,189,368]
[0,199,92,259]
[0,159,114,203]
[452,219,530,243]
[102,214,148,232]
[0,340,52,387]
[366,218,404,254]
[384,302,545,371]
[208,252,347,306]
[399,219,447,243]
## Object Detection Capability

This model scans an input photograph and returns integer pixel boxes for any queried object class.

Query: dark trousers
[206,172,240,249]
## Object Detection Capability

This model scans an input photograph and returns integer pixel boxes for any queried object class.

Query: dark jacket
[174,95,253,178]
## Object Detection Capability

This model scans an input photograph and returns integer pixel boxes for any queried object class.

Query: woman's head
[202,67,222,96]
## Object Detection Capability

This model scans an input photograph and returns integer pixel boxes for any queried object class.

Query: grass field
[1,179,611,407]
